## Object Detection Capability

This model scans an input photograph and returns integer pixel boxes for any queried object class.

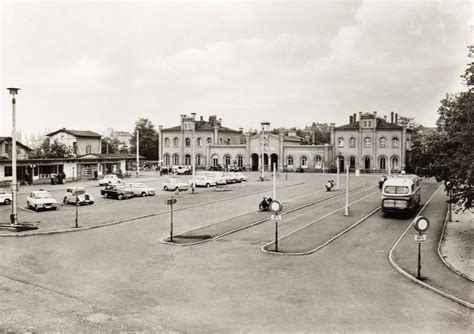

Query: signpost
[166,197,177,242]
[270,200,283,252]
[75,195,79,228]
[413,216,430,279]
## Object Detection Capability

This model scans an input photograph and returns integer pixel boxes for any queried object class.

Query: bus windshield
[384,186,409,194]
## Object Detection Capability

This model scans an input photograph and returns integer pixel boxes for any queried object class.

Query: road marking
[20,206,36,213]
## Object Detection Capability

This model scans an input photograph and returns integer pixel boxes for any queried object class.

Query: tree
[419,46,474,209]
[130,118,159,160]
[101,137,121,154]
[397,116,419,130]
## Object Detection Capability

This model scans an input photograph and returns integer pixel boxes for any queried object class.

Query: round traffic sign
[414,216,430,233]
[270,200,282,213]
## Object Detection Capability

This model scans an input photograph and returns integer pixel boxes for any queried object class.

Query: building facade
[47,129,102,156]
[0,137,32,160]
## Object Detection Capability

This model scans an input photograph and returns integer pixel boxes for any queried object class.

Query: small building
[46,128,102,156]
[111,131,133,148]
[0,136,32,160]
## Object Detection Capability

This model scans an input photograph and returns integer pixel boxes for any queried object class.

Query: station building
[159,111,411,173]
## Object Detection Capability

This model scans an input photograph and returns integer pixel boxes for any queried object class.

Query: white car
[99,174,123,186]
[63,187,94,205]
[234,172,248,182]
[205,172,227,185]
[189,175,217,188]
[223,172,240,183]
[0,188,12,205]
[163,178,189,191]
[125,183,156,197]
[26,190,58,212]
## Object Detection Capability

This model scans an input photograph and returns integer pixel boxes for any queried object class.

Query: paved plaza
[0,172,472,332]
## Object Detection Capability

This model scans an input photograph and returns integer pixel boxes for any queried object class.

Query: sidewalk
[439,203,474,281]
[391,189,473,305]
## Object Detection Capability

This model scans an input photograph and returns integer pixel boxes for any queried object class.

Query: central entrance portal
[251,153,259,171]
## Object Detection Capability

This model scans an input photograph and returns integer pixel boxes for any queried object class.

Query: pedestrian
[93,170,98,180]
[24,170,30,185]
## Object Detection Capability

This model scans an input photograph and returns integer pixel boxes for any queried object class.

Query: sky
[1,0,472,142]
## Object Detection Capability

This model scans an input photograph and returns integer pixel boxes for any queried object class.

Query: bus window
[384,186,409,194]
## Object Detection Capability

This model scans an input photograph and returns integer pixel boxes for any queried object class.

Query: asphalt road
[0,173,471,332]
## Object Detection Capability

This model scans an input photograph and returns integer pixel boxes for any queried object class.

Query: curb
[261,191,381,255]
[437,210,474,282]
[160,184,370,247]
[388,185,474,309]
[0,182,305,237]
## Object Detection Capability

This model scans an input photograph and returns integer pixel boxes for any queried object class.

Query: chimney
[218,118,222,125]
[391,112,394,123]
[239,127,244,133]
[395,113,398,124]
[374,111,377,120]
[200,116,203,121]
[359,111,362,120]
[191,113,196,120]
[349,115,353,124]
[353,113,357,123]
[384,115,387,121]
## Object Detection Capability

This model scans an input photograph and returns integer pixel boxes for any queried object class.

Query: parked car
[98,174,123,186]
[26,190,58,211]
[100,184,134,200]
[125,183,156,197]
[234,172,248,182]
[63,187,94,205]
[163,178,189,191]
[200,172,227,185]
[172,165,192,175]
[0,188,12,205]
[223,172,241,183]
[189,175,217,188]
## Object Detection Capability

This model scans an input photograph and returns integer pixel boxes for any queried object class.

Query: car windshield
[74,190,85,195]
[168,179,179,183]
[36,193,52,198]
[384,186,409,194]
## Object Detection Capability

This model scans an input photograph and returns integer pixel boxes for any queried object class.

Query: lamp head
[7,87,20,95]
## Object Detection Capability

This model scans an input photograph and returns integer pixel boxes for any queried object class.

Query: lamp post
[7,87,20,225]
[260,122,270,181]
[136,130,139,178]
[336,154,342,190]
[191,121,196,194]
[344,161,350,216]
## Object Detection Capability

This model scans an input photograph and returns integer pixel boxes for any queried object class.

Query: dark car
[100,184,134,200]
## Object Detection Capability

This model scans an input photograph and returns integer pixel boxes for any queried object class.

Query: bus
[381,174,421,213]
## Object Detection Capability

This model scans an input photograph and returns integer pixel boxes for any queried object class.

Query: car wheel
[206,183,210,188]
[35,205,39,212]
[175,187,179,191]
[4,199,10,205]
[63,197,68,204]
[164,186,168,191]
[141,192,147,197]
[53,207,57,211]
[90,201,94,205]
[118,194,124,200]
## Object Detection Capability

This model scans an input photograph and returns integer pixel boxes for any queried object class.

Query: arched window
[391,156,399,170]
[173,137,179,147]
[164,154,170,166]
[172,154,179,165]
[349,137,356,148]
[224,154,231,166]
[164,138,170,147]
[380,137,386,148]
[337,137,344,148]
[185,138,191,147]
[287,156,294,167]
[196,154,202,166]
[379,156,386,170]
[301,155,308,168]
[212,155,219,167]
[237,155,243,167]
[207,137,212,144]
[219,138,223,145]
[364,156,371,169]
[197,138,202,147]
[314,155,322,168]
[364,137,371,148]
[349,156,356,169]
[184,154,191,165]
[226,137,231,145]
[392,137,399,148]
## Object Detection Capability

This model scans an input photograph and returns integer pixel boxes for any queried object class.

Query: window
[164,154,170,166]
[224,155,231,166]
[226,137,231,145]
[207,137,212,144]
[164,138,170,147]
[86,145,92,154]
[368,121,372,127]
[172,154,179,165]
[392,137,399,148]
[173,138,179,147]
[337,137,344,148]
[73,142,77,154]
[184,154,191,165]
[314,156,322,168]
[384,186,409,194]
[185,138,191,147]
[197,138,202,147]
[349,137,356,148]
[301,156,308,168]
[380,137,386,148]
[391,156,399,169]
[219,138,223,145]
[196,154,202,166]
[363,121,368,127]
[287,156,294,167]
[212,155,219,167]
[364,137,371,148]
[237,155,243,167]
[379,157,386,169]
[4,166,12,177]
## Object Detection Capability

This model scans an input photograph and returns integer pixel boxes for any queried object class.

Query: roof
[0,137,33,151]
[336,118,404,130]
[162,121,241,133]
[77,153,146,159]
[284,135,303,142]
[46,129,102,138]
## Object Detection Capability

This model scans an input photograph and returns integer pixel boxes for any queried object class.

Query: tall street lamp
[7,87,20,225]
[260,122,270,181]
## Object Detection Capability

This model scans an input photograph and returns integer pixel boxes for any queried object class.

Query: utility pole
[344,161,350,216]
[7,88,20,225]
[273,163,276,199]
[136,130,139,178]
[192,122,196,194]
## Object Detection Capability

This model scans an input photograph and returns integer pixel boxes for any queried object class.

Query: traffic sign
[270,214,282,221]
[270,200,282,213]
[414,234,426,243]
[414,216,430,233]
[166,198,177,205]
